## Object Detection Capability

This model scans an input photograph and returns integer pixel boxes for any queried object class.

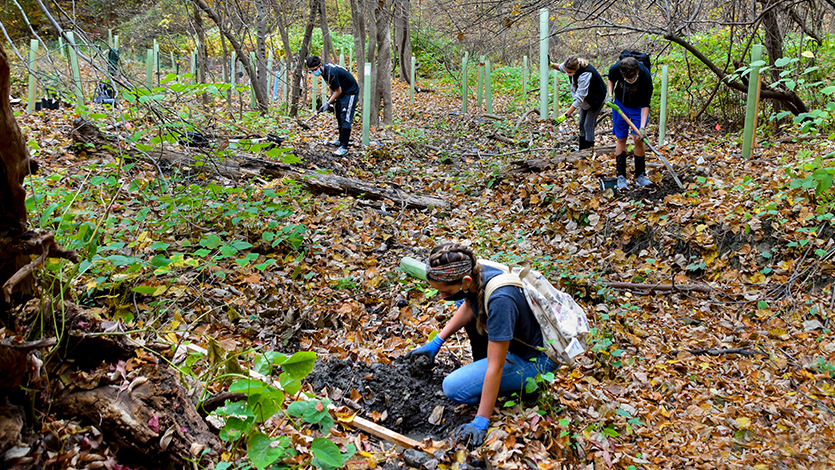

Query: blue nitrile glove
[319,102,330,113]
[640,127,647,140]
[405,335,444,363]
[555,114,567,124]
[456,416,489,447]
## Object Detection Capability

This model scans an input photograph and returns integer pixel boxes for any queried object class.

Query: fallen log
[507,144,617,174]
[71,118,449,210]
[52,363,222,467]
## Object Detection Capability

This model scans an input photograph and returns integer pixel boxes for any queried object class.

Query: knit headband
[426,259,472,282]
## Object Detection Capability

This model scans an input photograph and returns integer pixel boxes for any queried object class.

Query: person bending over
[608,56,653,190]
[405,243,558,447]
[306,55,359,157]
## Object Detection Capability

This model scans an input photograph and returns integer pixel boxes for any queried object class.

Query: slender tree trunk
[318,0,335,63]
[365,0,378,114]
[272,0,294,105]
[290,0,318,118]
[371,0,392,126]
[221,32,231,108]
[393,0,412,83]
[255,0,269,107]
[349,0,367,103]
[194,5,210,107]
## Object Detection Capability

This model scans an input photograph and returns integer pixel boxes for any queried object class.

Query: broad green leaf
[279,371,301,395]
[132,286,157,294]
[214,400,254,419]
[281,351,317,379]
[310,438,343,468]
[229,379,267,395]
[247,432,287,470]
[616,408,632,418]
[774,57,793,67]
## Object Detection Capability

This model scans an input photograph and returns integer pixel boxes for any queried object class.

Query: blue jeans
[442,353,559,404]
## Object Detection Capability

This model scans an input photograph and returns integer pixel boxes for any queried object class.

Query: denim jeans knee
[442,353,558,405]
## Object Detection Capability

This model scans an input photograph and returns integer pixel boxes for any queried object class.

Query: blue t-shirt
[463,265,546,361]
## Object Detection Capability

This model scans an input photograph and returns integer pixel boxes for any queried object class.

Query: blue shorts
[612,98,644,139]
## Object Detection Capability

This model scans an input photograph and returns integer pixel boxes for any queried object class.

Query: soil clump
[307,357,472,439]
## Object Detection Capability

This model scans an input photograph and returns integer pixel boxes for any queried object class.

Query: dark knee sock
[635,155,646,177]
[339,128,351,148]
[616,151,627,177]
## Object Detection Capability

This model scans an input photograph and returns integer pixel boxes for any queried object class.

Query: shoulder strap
[484,273,524,305]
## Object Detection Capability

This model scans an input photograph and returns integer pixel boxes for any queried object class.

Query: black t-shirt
[608,61,653,109]
[463,265,546,361]
[322,63,359,96]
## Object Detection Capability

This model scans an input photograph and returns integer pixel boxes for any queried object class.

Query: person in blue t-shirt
[405,243,558,447]
[306,55,359,157]
[608,56,654,190]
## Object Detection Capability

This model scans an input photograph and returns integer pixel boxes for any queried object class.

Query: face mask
[312,69,322,77]
[445,289,468,301]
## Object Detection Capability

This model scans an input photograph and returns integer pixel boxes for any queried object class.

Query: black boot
[635,154,646,178]
[616,151,628,177]
[578,139,591,150]
[339,128,351,148]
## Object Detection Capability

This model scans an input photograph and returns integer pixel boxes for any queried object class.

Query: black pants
[334,92,358,147]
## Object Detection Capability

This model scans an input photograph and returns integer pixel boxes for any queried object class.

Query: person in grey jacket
[551,57,607,150]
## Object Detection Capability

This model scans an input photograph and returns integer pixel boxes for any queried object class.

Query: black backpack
[618,50,651,73]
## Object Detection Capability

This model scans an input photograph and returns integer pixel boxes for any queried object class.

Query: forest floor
[5,75,835,470]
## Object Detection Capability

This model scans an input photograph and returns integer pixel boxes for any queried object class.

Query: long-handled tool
[606,102,683,189]
[296,110,323,130]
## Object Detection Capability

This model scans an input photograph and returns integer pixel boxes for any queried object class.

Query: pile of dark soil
[307,357,473,439]
[626,166,692,201]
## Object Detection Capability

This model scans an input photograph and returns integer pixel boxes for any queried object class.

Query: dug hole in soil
[307,354,473,440]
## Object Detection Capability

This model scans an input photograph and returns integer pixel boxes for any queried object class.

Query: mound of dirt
[625,166,692,201]
[307,357,473,439]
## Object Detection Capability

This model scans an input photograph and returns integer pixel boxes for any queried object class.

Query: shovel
[296,110,323,130]
[606,102,684,189]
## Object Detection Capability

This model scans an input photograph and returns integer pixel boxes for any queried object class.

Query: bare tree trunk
[272,0,294,105]
[371,0,393,126]
[349,0,367,102]
[365,0,378,115]
[194,4,210,107]
[256,0,269,99]
[318,0,335,63]
[290,0,318,118]
[221,31,231,109]
[191,0,270,113]
[393,0,412,83]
